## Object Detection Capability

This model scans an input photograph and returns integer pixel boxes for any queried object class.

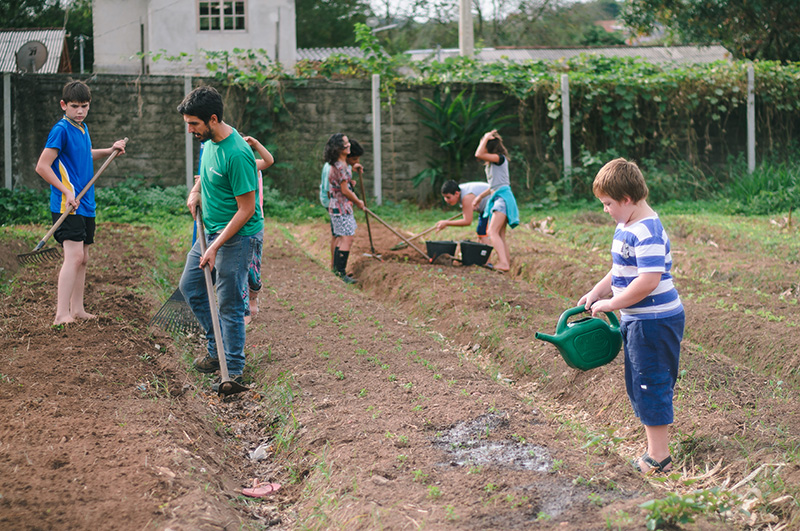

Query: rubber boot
[332,246,339,273]
[335,249,357,284]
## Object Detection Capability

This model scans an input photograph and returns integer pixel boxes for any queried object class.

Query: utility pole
[459,0,474,57]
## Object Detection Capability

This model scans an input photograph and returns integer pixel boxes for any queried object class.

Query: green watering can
[535,305,622,371]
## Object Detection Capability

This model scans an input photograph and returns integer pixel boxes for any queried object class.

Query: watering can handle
[556,305,620,333]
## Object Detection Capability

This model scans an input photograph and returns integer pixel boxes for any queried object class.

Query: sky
[368,0,511,22]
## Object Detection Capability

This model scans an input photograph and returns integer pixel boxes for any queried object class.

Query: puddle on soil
[435,413,552,472]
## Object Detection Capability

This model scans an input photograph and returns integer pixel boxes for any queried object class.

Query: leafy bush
[411,88,513,200]
[722,160,800,215]
[0,187,50,225]
[96,178,189,223]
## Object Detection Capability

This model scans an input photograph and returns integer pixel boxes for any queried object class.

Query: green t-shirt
[199,129,263,236]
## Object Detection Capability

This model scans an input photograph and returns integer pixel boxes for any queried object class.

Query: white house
[93,0,296,75]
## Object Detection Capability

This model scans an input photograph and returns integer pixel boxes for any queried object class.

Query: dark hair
[441,180,460,195]
[62,80,91,103]
[348,138,364,158]
[177,86,224,123]
[593,158,649,203]
[323,133,347,164]
[486,133,509,159]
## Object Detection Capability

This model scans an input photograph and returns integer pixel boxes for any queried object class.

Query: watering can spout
[534,331,559,346]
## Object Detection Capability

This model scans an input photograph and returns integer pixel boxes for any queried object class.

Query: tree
[622,0,800,62]
[0,0,64,28]
[295,0,372,48]
[0,0,94,72]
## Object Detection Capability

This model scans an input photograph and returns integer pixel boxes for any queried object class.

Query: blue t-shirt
[46,117,94,216]
[611,215,683,321]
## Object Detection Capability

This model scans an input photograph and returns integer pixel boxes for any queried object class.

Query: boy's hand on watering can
[589,299,614,317]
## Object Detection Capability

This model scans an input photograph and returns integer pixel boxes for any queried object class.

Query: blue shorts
[476,214,488,237]
[621,311,685,426]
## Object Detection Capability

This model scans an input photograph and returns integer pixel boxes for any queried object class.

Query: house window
[199,1,246,31]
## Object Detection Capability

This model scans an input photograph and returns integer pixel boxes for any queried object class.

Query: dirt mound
[1,210,799,530]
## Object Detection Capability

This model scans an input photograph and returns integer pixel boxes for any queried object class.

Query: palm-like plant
[411,88,513,200]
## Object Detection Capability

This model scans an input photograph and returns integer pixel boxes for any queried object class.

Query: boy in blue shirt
[579,158,685,474]
[35,80,127,325]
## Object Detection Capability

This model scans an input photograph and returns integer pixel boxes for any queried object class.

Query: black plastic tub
[425,240,458,260]
[459,240,493,266]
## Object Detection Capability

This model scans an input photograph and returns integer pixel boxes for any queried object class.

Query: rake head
[17,247,61,265]
[149,288,203,335]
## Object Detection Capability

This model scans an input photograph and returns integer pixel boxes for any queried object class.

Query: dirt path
[1,211,799,530]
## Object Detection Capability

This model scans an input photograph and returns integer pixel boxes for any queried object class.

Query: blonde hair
[592,158,648,203]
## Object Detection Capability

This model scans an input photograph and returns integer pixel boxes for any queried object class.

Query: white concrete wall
[93,0,147,74]
[93,0,296,75]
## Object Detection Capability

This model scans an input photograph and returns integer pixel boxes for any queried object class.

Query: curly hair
[323,133,347,164]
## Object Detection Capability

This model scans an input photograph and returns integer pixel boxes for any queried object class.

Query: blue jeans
[179,231,262,376]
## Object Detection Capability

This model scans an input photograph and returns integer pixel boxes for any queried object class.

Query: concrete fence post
[747,64,756,173]
[561,74,572,189]
[4,73,11,190]
[372,74,382,205]
[184,75,193,189]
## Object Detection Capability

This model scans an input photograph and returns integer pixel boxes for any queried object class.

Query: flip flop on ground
[242,478,281,498]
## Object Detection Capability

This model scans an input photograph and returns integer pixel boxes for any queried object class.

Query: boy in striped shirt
[579,158,685,475]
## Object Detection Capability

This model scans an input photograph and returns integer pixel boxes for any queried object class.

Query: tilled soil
[1,211,799,530]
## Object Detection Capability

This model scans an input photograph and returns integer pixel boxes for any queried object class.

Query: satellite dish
[16,40,48,73]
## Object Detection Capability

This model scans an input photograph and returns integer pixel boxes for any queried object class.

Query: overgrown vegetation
[136,22,800,210]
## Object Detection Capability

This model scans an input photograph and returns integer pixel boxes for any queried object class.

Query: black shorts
[52,212,96,245]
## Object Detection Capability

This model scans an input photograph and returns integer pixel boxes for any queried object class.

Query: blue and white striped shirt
[611,216,683,321]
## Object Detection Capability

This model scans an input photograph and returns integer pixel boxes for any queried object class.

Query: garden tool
[17,138,128,265]
[364,207,431,261]
[356,171,382,261]
[535,305,622,371]
[149,220,202,335]
[196,207,248,397]
[390,213,461,251]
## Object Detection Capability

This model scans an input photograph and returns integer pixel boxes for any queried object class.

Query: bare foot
[53,315,75,326]
[73,312,97,320]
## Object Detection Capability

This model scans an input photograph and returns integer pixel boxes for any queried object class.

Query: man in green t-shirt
[177,86,263,393]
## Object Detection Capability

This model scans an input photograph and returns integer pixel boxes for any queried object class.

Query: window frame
[198,0,247,32]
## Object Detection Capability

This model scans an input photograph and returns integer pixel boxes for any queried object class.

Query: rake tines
[17,247,62,265]
[149,287,203,335]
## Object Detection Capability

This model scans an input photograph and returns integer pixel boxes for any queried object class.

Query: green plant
[411,87,513,200]
[639,488,739,530]
[427,485,441,499]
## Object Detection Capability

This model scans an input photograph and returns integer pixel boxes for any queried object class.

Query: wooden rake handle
[364,207,431,261]
[195,207,232,383]
[408,213,462,243]
[32,138,128,252]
